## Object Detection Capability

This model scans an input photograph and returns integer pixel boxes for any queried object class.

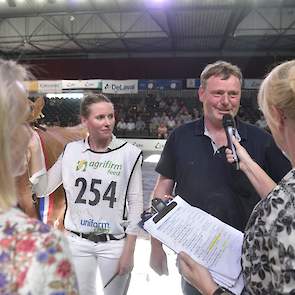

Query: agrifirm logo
[76,160,88,172]
[76,159,122,176]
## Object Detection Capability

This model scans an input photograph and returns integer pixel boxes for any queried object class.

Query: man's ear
[198,86,205,103]
[80,116,87,126]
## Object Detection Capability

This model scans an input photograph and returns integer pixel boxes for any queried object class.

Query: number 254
[75,177,117,208]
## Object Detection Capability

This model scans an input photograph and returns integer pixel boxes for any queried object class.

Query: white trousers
[67,233,131,295]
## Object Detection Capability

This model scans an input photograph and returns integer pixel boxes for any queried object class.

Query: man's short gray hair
[200,60,243,88]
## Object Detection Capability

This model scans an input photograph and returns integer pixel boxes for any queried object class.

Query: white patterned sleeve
[30,153,63,197]
[269,210,295,292]
[125,154,144,235]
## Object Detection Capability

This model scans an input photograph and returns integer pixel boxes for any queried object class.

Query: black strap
[70,230,125,243]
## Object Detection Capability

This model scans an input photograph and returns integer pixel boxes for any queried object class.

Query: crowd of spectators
[112,93,202,138]
[30,89,265,139]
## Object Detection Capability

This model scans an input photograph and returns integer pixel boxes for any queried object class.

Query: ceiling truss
[0,0,294,60]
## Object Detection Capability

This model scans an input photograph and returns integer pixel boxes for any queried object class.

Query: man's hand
[150,238,169,275]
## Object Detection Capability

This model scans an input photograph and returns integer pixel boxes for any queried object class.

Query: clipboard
[152,201,177,223]
[142,196,244,295]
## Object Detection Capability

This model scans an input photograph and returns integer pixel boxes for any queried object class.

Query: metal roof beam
[41,15,87,51]
[219,7,252,51]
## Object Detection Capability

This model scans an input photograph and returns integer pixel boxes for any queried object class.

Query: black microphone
[222,114,239,170]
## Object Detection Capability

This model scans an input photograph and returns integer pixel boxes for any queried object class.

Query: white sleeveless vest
[61,139,142,236]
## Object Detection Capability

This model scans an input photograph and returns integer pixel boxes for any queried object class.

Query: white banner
[62,79,102,89]
[186,78,196,89]
[102,80,138,94]
[243,79,262,89]
[79,79,101,89]
[62,80,83,89]
[38,80,62,93]
[124,138,166,152]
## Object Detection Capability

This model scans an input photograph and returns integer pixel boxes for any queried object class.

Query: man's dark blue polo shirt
[156,118,291,232]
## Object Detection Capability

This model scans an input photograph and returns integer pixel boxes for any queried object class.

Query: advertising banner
[62,80,83,89]
[186,79,201,89]
[139,79,183,90]
[38,80,63,93]
[102,80,138,94]
[125,138,166,152]
[62,79,102,89]
[25,80,38,92]
[243,79,262,89]
[80,79,102,89]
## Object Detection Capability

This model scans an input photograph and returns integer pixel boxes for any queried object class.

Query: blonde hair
[0,59,29,210]
[200,60,243,88]
[80,93,112,118]
[258,60,295,126]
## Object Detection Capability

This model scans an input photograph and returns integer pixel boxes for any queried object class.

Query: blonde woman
[29,94,144,295]
[0,59,78,295]
[178,60,295,294]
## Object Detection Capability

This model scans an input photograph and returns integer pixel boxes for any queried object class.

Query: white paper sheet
[144,196,244,295]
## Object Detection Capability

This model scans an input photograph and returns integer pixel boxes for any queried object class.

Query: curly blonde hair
[0,59,30,210]
[258,60,295,127]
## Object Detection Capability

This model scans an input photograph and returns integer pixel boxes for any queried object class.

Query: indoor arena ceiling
[0,0,294,60]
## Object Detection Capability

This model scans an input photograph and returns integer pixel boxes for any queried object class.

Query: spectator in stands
[116,117,127,135]
[149,119,158,137]
[255,113,268,129]
[157,122,168,139]
[174,115,183,128]
[137,96,146,113]
[149,112,161,136]
[170,99,180,114]
[151,112,161,126]
[192,107,200,120]
[149,60,291,295]
[160,111,169,125]
[155,94,162,107]
[180,110,193,123]
[159,98,167,111]
[135,116,146,133]
[126,118,136,134]
[178,59,295,295]
[167,115,176,131]
[0,58,78,294]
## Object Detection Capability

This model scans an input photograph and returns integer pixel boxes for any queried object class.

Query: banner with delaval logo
[102,80,138,94]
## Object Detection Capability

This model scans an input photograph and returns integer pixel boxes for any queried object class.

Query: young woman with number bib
[29,94,144,295]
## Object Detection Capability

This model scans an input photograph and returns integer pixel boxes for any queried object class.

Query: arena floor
[128,153,182,295]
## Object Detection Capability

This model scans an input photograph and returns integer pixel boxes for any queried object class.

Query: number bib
[61,139,142,235]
